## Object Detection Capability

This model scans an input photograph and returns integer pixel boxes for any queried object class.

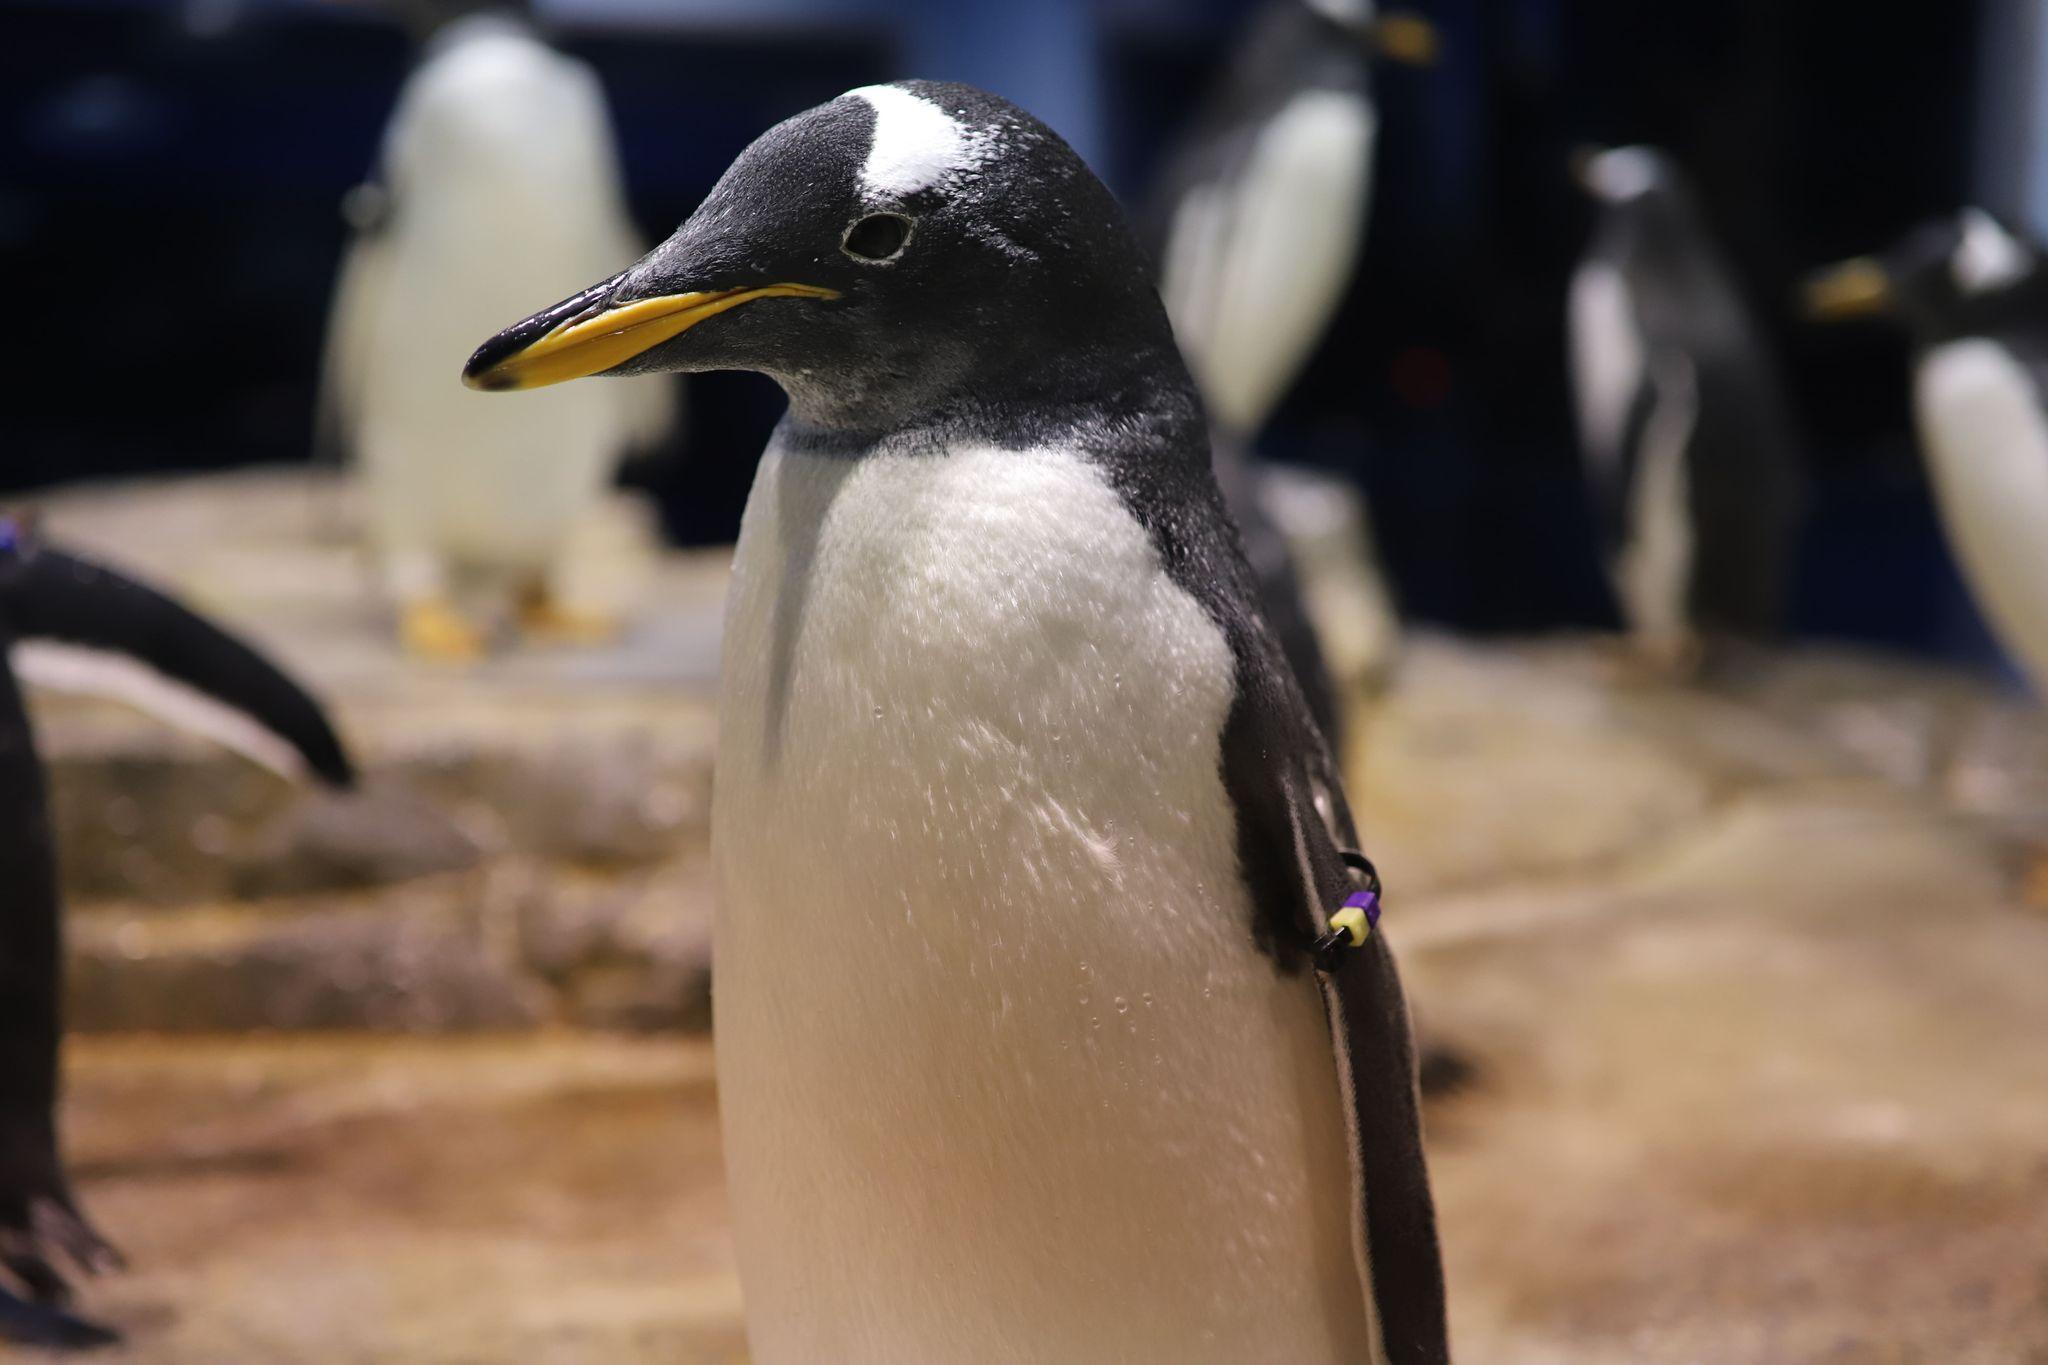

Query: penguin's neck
[771,301,1195,440]
[774,338,1206,469]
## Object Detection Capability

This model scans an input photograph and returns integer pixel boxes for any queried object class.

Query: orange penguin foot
[516,585,620,647]
[400,597,486,662]
[2022,849,2048,909]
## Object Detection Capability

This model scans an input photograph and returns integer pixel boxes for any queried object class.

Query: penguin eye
[842,213,914,263]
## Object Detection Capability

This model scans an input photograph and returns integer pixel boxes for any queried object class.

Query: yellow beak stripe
[1377,13,1441,66]
[466,283,839,391]
[1801,258,1893,321]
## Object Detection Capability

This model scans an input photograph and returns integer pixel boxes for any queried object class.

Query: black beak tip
[463,364,519,392]
[461,335,522,391]
[464,275,626,391]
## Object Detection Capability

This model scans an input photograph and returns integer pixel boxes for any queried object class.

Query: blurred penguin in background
[1570,146,1802,671]
[1805,210,2048,697]
[319,1,677,660]
[0,517,353,1349]
[1142,0,1435,744]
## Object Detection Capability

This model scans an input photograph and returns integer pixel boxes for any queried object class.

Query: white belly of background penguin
[325,12,675,655]
[1916,339,2048,691]
[464,78,1447,1364]
[714,439,1372,1362]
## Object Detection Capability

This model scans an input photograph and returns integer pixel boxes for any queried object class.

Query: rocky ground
[18,473,2048,1361]
[37,472,724,1035]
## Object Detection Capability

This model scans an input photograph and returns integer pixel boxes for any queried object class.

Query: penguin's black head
[1802,210,2048,343]
[465,81,1176,430]
[392,0,533,43]
[1572,145,1728,286]
[1296,0,1440,62]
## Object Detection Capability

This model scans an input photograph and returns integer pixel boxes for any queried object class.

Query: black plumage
[0,522,352,1346]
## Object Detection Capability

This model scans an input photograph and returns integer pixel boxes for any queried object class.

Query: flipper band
[1313,852,1384,973]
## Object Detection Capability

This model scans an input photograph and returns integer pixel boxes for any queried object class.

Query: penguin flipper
[1220,646,1448,1364]
[0,541,354,788]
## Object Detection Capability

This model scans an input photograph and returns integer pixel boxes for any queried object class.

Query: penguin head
[388,0,533,44]
[1802,210,2047,342]
[1298,0,1440,64]
[1302,0,1377,27]
[465,81,1174,430]
[1572,145,1685,210]
[1571,145,1721,277]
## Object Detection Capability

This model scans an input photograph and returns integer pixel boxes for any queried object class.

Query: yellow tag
[1329,906,1371,947]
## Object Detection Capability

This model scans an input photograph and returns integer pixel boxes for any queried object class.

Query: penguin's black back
[1080,361,1450,1365]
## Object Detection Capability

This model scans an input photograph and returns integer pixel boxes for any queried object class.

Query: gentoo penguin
[1804,211,2048,696]
[0,518,353,1347]
[1143,0,1434,741]
[1569,146,1802,666]
[319,3,676,659]
[466,81,1447,1363]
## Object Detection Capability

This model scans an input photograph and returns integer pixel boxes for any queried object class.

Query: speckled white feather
[1916,338,2048,693]
[712,435,1376,1363]
[848,84,992,199]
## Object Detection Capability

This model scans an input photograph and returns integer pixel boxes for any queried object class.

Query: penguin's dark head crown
[1803,210,2048,344]
[465,81,1180,432]
[1573,145,1737,299]
[399,0,534,43]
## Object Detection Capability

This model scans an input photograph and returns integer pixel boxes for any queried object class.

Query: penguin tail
[0,535,354,789]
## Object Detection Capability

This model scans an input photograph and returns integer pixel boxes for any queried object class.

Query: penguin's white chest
[1162,88,1376,433]
[711,440,1371,1364]
[1567,259,1643,468]
[1916,339,2048,692]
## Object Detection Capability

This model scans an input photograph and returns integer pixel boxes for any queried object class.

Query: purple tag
[1342,889,1381,931]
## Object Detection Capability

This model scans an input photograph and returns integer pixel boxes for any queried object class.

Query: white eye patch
[848,84,992,199]
[1584,147,1660,203]
[1952,208,2033,295]
[1302,0,1376,24]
